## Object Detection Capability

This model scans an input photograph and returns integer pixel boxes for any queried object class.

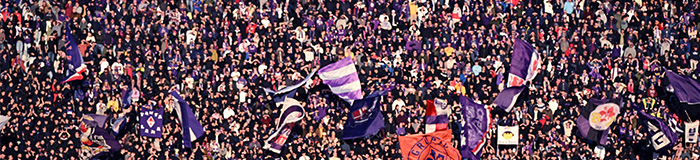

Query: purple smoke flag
[494,85,526,112]
[665,70,700,119]
[80,114,122,160]
[342,90,387,140]
[460,96,492,160]
[61,25,87,84]
[264,98,306,153]
[506,38,540,88]
[577,98,620,145]
[319,57,363,102]
[632,103,679,151]
[170,91,205,148]
[140,107,164,138]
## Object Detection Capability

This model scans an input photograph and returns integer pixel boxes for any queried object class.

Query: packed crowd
[0,0,699,159]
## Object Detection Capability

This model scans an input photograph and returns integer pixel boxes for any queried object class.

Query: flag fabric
[497,126,519,145]
[342,91,387,140]
[80,114,122,160]
[170,91,205,148]
[425,99,450,133]
[264,98,306,153]
[399,129,462,160]
[121,87,134,107]
[111,115,127,135]
[667,117,684,136]
[262,69,317,96]
[577,98,620,145]
[61,25,87,84]
[494,85,526,112]
[634,105,678,150]
[82,114,108,128]
[318,57,363,102]
[686,121,698,143]
[506,38,540,88]
[459,96,491,160]
[140,107,164,138]
[0,115,10,130]
[665,70,700,120]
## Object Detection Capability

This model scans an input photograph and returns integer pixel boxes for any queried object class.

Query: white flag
[686,121,699,143]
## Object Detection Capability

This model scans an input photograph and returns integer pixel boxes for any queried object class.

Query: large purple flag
[80,114,122,160]
[494,85,526,112]
[264,98,305,153]
[665,70,700,119]
[342,91,387,140]
[61,25,87,84]
[319,57,363,102]
[171,91,205,148]
[140,107,164,138]
[577,98,620,145]
[460,96,491,160]
[506,38,540,88]
[632,103,679,150]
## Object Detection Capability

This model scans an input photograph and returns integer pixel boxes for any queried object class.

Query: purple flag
[319,57,363,102]
[506,38,540,88]
[61,25,87,84]
[171,91,205,148]
[494,85,526,112]
[577,98,620,145]
[665,70,700,119]
[342,91,387,140]
[460,96,491,160]
[633,103,679,151]
[80,114,122,160]
[140,107,164,138]
[264,98,305,153]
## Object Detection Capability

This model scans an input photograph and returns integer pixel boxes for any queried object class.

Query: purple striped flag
[318,57,363,102]
[264,98,305,153]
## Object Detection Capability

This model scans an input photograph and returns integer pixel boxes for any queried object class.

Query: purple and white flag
[425,99,450,133]
[460,96,491,160]
[494,85,526,112]
[264,98,305,153]
[633,103,678,150]
[506,38,540,88]
[318,57,363,102]
[140,107,164,138]
[171,91,205,148]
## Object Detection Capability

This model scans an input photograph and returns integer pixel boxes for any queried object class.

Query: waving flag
[633,104,678,150]
[264,98,306,153]
[111,115,127,136]
[263,69,317,103]
[61,25,87,84]
[80,114,122,160]
[665,70,700,120]
[495,38,539,112]
[494,85,526,112]
[506,38,540,87]
[577,98,620,145]
[319,57,363,102]
[342,91,387,139]
[140,107,164,138]
[399,129,462,160]
[425,99,450,133]
[460,96,492,160]
[0,115,10,130]
[170,91,204,148]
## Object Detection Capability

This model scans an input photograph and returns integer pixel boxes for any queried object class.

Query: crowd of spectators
[0,0,700,159]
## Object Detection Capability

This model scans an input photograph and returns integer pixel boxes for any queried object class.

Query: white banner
[497,126,519,145]
[686,121,699,143]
